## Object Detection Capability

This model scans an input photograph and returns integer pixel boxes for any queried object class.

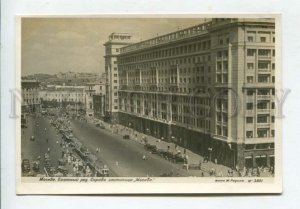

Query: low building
[93,94,106,119]
[39,85,85,111]
[85,82,106,116]
[21,80,41,113]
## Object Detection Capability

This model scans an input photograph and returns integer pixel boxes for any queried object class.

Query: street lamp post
[208,147,213,162]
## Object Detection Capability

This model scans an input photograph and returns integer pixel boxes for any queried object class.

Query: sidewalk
[89,116,238,177]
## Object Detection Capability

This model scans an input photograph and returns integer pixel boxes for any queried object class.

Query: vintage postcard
[16,14,282,194]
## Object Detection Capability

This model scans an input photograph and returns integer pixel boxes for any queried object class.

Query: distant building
[39,85,85,110]
[85,82,106,116]
[93,94,105,119]
[21,80,41,112]
[103,33,133,122]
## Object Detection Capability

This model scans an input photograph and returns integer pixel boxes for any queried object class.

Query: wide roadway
[71,119,192,177]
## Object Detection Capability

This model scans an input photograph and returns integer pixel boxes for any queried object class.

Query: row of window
[246,75,275,83]
[246,102,275,110]
[247,89,275,96]
[247,31,275,43]
[247,49,275,57]
[23,98,39,103]
[119,40,212,64]
[246,115,275,123]
[247,62,275,70]
[246,129,275,138]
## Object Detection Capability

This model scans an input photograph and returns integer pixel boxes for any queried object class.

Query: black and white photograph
[16,15,282,194]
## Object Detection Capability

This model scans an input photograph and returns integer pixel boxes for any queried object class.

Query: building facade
[113,18,275,169]
[93,94,106,119]
[103,33,133,122]
[39,85,85,110]
[21,80,41,112]
[85,82,106,116]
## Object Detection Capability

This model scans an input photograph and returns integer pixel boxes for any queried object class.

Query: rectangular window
[258,89,270,95]
[247,90,254,96]
[271,130,275,137]
[258,49,270,56]
[223,127,228,136]
[217,75,222,83]
[248,36,254,42]
[260,37,266,42]
[257,101,268,109]
[257,115,269,123]
[246,131,253,138]
[247,49,256,56]
[272,63,275,70]
[258,62,269,70]
[114,67,117,71]
[247,103,253,110]
[257,129,268,138]
[246,117,253,123]
[247,63,254,70]
[271,116,275,123]
[247,76,254,83]
[258,75,270,83]
[217,51,222,58]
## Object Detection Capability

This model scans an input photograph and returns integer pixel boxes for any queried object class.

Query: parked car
[144,143,158,154]
[123,134,130,140]
[173,153,185,163]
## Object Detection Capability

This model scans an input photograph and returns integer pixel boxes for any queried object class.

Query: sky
[21,17,206,76]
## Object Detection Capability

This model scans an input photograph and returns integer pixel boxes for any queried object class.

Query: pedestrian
[96,148,99,153]
[183,148,186,154]
[214,158,218,164]
[185,154,189,164]
[175,144,177,150]
[47,147,50,153]
[46,138,48,143]
[142,155,146,160]
[198,160,202,170]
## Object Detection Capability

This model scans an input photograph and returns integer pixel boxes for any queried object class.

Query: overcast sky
[21,17,206,76]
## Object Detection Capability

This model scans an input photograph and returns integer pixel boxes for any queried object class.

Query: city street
[21,110,273,177]
[21,114,70,176]
[71,119,194,177]
[21,112,196,177]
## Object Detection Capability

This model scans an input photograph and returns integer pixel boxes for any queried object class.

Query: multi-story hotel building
[103,33,133,122]
[105,18,276,169]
